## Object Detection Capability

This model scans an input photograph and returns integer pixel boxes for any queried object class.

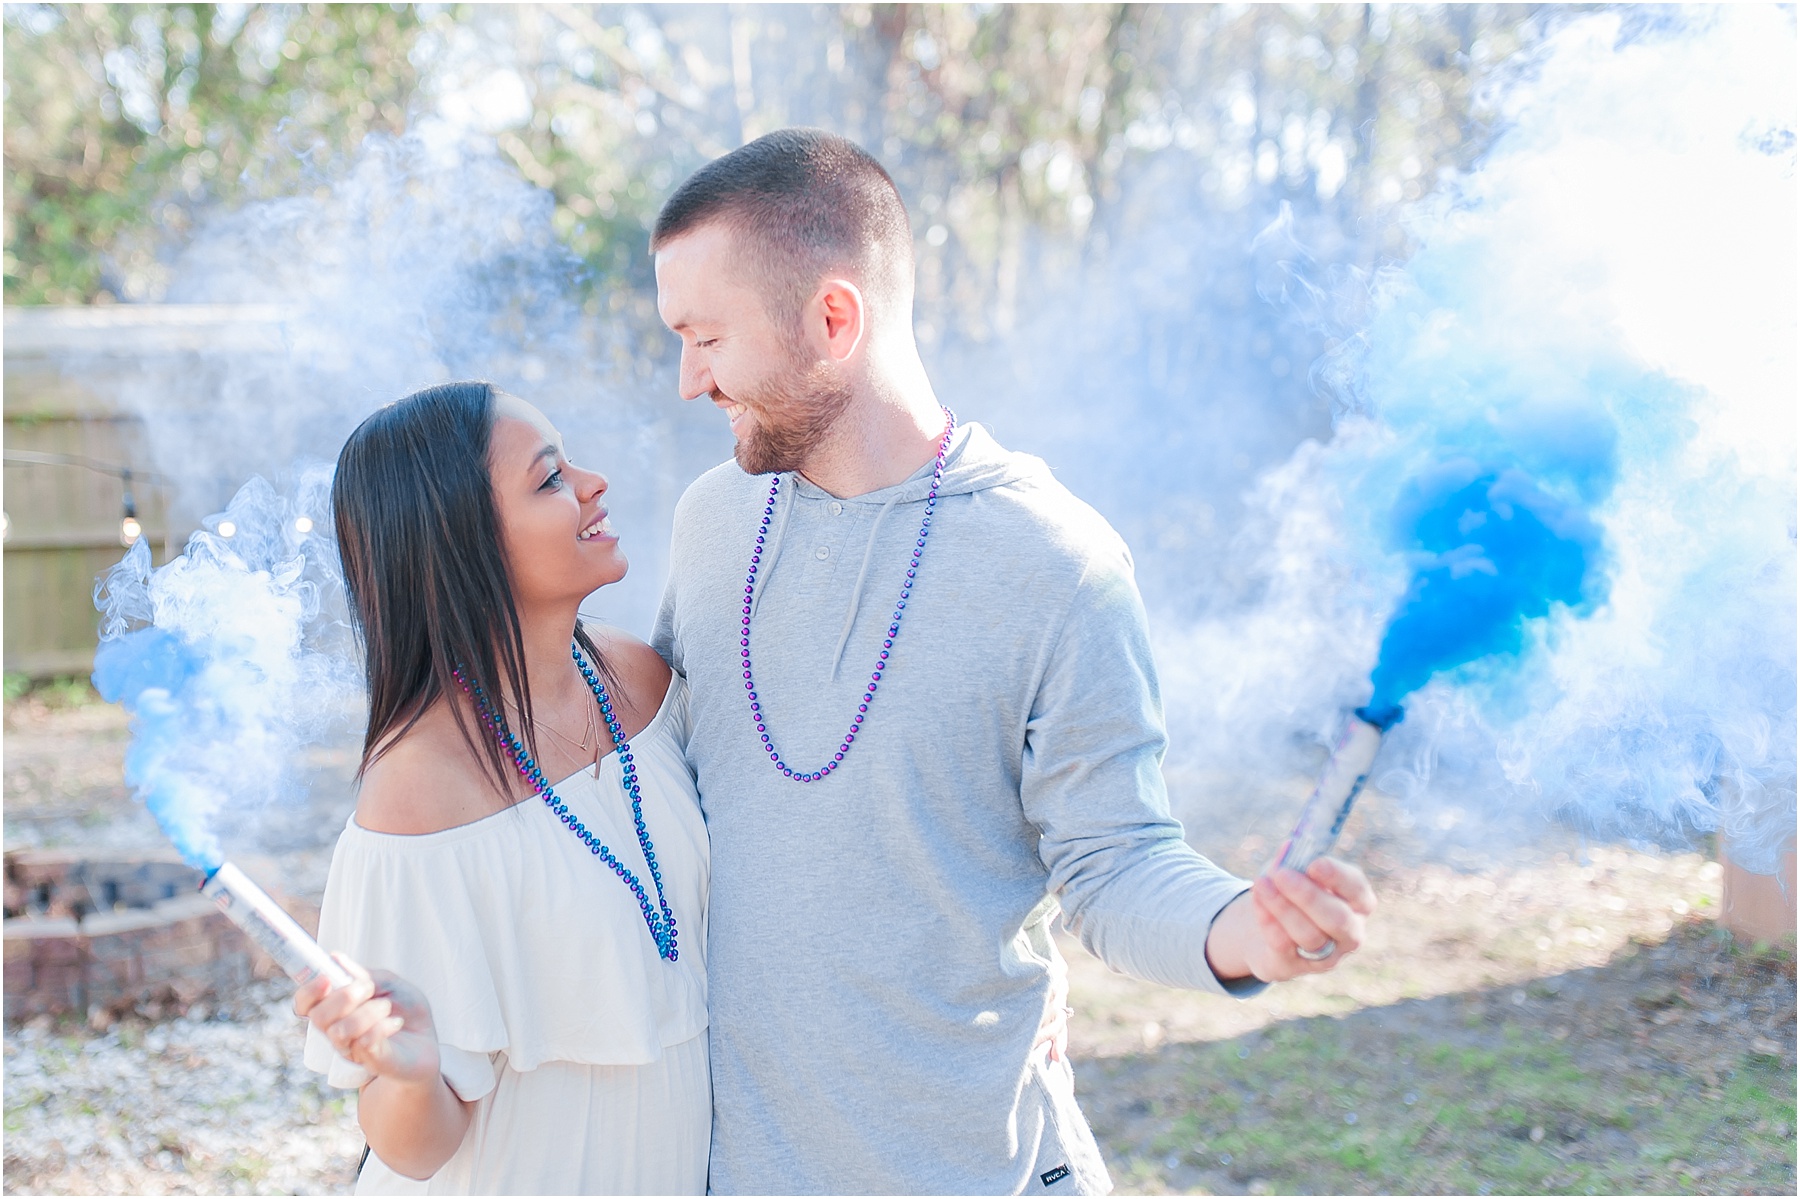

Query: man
[650,128,1375,1195]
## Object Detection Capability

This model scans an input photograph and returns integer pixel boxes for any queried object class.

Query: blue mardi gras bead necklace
[454,641,679,961]
[740,408,956,783]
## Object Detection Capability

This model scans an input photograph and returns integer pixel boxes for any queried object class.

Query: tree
[5,3,1554,316]
[4,3,430,303]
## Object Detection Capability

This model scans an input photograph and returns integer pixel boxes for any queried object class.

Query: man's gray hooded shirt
[653,422,1255,1195]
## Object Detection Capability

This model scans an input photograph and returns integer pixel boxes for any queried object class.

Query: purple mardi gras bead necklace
[741,407,956,783]
[453,641,679,961]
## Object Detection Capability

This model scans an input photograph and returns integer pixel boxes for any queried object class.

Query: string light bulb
[217,520,237,538]
[293,515,314,535]
[119,472,141,548]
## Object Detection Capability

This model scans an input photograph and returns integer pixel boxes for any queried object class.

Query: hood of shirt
[793,420,1048,505]
[754,420,1052,678]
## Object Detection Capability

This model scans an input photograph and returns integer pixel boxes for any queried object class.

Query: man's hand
[1203,857,1376,984]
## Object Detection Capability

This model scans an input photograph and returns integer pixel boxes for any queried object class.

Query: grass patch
[1091,1009,1793,1195]
[220,1151,272,1185]
[3,1091,48,1134]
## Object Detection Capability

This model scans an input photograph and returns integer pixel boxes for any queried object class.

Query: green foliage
[6,4,1558,319]
[2,671,97,706]
[50,676,99,706]
[4,3,431,303]
[4,673,102,707]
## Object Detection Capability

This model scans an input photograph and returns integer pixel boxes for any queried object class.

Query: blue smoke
[1363,461,1611,726]
[1147,7,1794,871]
[91,624,221,871]
[90,472,360,873]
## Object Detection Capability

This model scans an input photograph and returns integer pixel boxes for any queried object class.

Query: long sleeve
[651,501,687,677]
[652,571,682,676]
[1022,552,1265,996]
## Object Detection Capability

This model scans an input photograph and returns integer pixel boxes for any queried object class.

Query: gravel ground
[5,690,365,1195]
[3,982,362,1195]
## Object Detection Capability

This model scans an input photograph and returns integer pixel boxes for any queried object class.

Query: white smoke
[92,471,359,869]
[84,8,1795,874]
[1145,7,1795,871]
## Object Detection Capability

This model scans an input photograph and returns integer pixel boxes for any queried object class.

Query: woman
[294,381,710,1193]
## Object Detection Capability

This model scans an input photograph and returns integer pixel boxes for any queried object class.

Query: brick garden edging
[4,849,317,1021]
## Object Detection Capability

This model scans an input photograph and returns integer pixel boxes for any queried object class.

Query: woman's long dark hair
[332,380,611,796]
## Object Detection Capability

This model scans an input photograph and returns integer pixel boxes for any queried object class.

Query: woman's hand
[1034,960,1073,1063]
[294,953,442,1087]
[295,953,473,1180]
[1204,857,1377,984]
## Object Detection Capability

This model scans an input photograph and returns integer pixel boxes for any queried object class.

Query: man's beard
[724,357,855,476]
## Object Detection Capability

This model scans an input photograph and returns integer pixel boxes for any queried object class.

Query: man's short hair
[652,128,913,335]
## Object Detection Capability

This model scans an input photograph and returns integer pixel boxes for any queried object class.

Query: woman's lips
[577,513,616,542]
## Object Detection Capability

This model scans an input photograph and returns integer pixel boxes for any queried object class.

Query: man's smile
[713,393,750,432]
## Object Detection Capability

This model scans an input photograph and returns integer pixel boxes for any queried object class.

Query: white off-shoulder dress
[304,675,710,1195]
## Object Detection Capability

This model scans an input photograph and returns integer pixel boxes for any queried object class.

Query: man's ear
[814,278,866,363]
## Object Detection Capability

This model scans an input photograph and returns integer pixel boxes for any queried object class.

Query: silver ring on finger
[1295,938,1337,962]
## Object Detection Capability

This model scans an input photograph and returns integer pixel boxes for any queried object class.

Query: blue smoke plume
[90,626,214,867]
[1363,460,1611,726]
[1148,7,1793,871]
[91,472,358,872]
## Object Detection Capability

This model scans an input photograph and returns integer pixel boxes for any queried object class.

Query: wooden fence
[4,306,286,678]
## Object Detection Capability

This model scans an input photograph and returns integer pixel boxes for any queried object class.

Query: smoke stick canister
[1276,706,1402,873]
[200,861,352,989]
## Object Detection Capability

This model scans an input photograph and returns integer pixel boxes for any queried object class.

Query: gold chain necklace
[505,684,600,775]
